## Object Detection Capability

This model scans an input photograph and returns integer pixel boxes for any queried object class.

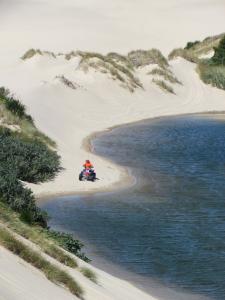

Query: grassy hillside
[169,33,225,91]
[0,87,95,298]
[198,35,225,90]
[22,48,182,95]
[168,33,225,62]
[0,87,61,226]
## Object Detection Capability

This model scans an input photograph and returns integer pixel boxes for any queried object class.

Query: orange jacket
[83,162,93,169]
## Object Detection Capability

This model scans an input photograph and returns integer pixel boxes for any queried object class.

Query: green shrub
[47,230,90,262]
[0,129,61,183]
[185,41,200,50]
[198,63,225,90]
[0,202,85,267]
[211,36,225,65]
[0,227,84,298]
[0,127,61,227]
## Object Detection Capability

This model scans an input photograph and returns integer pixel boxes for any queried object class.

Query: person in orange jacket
[83,159,94,170]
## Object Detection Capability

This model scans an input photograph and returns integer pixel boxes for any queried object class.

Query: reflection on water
[41,115,225,300]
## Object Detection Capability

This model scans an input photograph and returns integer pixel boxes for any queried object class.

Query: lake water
[41,115,225,300]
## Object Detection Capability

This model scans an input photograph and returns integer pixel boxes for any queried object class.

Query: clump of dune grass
[0,226,84,298]
[152,79,175,94]
[107,52,134,70]
[168,48,200,63]
[0,202,78,268]
[56,75,80,90]
[149,68,182,85]
[198,63,225,90]
[80,267,98,284]
[64,51,79,60]
[128,49,169,68]
[21,49,56,60]
[78,51,143,92]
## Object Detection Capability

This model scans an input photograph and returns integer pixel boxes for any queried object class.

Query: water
[41,115,225,300]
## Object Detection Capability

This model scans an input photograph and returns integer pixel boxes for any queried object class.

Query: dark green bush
[0,127,61,227]
[184,41,200,50]
[198,63,225,90]
[47,230,90,262]
[0,129,61,183]
[211,36,225,65]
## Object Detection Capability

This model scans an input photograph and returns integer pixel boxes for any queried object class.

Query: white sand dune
[1,55,225,197]
[1,0,225,299]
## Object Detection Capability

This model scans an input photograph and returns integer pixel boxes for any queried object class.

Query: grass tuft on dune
[0,226,84,299]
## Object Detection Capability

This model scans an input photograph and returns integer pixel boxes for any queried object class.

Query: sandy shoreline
[37,110,225,202]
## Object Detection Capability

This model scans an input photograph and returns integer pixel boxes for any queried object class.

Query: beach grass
[149,67,182,85]
[0,226,84,299]
[0,92,56,147]
[152,79,175,94]
[80,267,98,284]
[0,202,77,268]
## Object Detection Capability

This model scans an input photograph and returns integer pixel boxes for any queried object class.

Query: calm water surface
[41,115,225,300]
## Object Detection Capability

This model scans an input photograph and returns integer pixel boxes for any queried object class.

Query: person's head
[86,159,90,163]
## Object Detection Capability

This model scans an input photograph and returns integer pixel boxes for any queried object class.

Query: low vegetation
[0,226,84,299]
[184,40,200,50]
[21,48,172,92]
[0,127,61,227]
[78,51,143,92]
[149,67,182,85]
[0,87,61,227]
[80,267,98,284]
[0,87,54,146]
[47,230,90,262]
[198,36,225,90]
[169,33,225,62]
[128,49,168,68]
[0,201,90,266]
[56,75,80,90]
[21,48,56,60]
[152,79,175,94]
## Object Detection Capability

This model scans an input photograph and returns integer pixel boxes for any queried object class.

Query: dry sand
[1,0,225,299]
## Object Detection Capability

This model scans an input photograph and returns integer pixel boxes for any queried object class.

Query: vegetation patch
[128,49,169,68]
[47,230,90,262]
[0,226,84,299]
[0,201,89,266]
[152,79,175,94]
[78,51,143,92]
[198,36,225,90]
[80,267,98,284]
[21,49,56,60]
[198,64,225,90]
[149,67,182,85]
[169,33,225,62]
[0,88,61,227]
[0,87,55,147]
[56,75,80,90]
[0,128,61,227]
[184,40,200,50]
